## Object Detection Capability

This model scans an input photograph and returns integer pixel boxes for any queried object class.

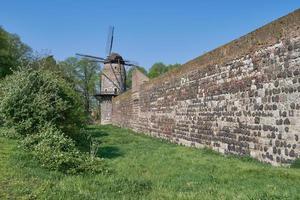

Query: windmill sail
[76,53,106,61]
[105,26,114,56]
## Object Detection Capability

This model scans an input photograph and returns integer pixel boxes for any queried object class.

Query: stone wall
[100,98,113,125]
[112,9,300,165]
[132,69,149,92]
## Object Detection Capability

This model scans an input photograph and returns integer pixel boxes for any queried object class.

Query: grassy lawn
[0,125,299,200]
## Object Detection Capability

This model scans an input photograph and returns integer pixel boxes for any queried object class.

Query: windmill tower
[98,52,126,124]
[77,26,139,124]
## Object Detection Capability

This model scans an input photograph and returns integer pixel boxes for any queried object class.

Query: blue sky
[1,0,299,69]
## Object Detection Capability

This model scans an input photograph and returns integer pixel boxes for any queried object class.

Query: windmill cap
[105,53,124,64]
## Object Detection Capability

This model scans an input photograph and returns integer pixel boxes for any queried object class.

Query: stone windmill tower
[77,26,139,124]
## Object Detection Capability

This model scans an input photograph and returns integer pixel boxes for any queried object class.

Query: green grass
[0,125,300,200]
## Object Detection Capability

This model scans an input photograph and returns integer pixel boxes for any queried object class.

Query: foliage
[148,62,168,78]
[0,68,86,139]
[148,62,181,79]
[126,66,147,89]
[0,26,32,78]
[0,59,106,175]
[22,123,105,174]
[27,55,61,73]
[24,55,77,86]
[168,63,182,70]
[56,56,79,85]
[89,137,101,160]
[58,57,100,116]
[0,125,300,199]
[0,126,20,139]
[0,28,105,176]
[22,123,80,173]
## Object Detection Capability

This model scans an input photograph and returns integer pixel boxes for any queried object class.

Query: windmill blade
[109,63,121,89]
[86,59,105,63]
[76,53,105,60]
[124,60,139,65]
[105,26,114,56]
[124,60,140,68]
[124,63,141,68]
[76,53,106,61]
[124,59,137,63]
[102,72,121,91]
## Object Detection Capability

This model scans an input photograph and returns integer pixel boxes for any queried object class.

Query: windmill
[76,26,139,124]
[76,26,139,94]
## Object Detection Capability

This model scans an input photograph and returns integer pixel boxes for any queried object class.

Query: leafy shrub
[0,68,86,139]
[22,123,106,174]
[0,126,20,139]
[0,68,106,174]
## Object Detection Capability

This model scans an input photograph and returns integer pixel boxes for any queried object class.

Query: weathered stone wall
[132,69,149,92]
[112,9,300,165]
[100,98,113,125]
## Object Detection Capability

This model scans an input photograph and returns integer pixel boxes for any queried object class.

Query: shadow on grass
[76,126,110,153]
[80,126,124,159]
[85,126,109,138]
[98,146,123,159]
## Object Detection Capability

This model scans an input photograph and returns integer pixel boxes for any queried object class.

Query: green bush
[23,123,106,174]
[0,68,106,174]
[0,126,20,139]
[0,68,86,139]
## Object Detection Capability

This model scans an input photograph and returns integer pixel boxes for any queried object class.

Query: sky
[1,0,299,69]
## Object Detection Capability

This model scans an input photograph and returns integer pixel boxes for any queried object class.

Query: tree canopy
[0,27,32,78]
[125,62,182,88]
[58,57,100,115]
[148,62,181,79]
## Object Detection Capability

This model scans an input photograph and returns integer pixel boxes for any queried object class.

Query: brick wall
[112,9,300,165]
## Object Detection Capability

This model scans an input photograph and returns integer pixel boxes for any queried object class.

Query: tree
[126,66,147,89]
[76,59,99,115]
[0,27,10,77]
[27,55,60,72]
[148,62,168,79]
[0,27,31,78]
[168,63,181,70]
[59,57,100,116]
[148,62,181,79]
[56,56,78,85]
